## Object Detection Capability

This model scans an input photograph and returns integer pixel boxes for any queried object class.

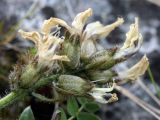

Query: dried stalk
[115,85,160,120]
[137,79,160,107]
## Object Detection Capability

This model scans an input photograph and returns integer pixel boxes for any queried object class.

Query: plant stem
[0,75,58,110]
[0,90,26,109]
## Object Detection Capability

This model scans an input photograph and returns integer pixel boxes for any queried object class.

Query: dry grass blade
[115,85,160,120]
[137,79,160,107]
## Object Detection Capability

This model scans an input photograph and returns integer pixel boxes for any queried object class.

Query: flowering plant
[0,8,149,120]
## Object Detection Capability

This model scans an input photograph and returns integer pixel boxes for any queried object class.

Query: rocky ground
[0,0,160,120]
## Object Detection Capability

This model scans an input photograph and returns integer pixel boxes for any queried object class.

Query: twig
[115,85,160,120]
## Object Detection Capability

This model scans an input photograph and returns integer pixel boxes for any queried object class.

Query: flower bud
[56,75,93,95]
[85,48,117,70]
[87,70,117,84]
[20,64,40,88]
[61,33,81,69]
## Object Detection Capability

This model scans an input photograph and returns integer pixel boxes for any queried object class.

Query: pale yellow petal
[41,18,71,34]
[85,18,124,39]
[72,8,92,33]
[84,21,103,39]
[120,55,149,80]
[18,29,41,45]
[121,18,140,50]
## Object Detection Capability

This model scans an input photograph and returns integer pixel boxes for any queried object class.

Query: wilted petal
[118,55,149,81]
[72,8,92,34]
[85,18,124,39]
[42,18,72,34]
[121,17,140,50]
[18,29,41,45]
[114,18,143,60]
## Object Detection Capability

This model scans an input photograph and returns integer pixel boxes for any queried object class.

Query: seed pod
[57,75,93,96]
[61,32,81,69]
[85,48,117,70]
[87,70,117,84]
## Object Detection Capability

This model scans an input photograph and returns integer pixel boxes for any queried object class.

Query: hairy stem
[0,75,58,109]
[0,90,26,109]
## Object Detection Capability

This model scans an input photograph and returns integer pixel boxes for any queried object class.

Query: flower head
[17,8,149,104]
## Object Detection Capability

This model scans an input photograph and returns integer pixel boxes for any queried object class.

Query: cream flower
[118,55,149,81]
[41,8,92,36]
[18,28,69,67]
[114,18,143,60]
[24,8,123,60]
[72,8,93,34]
[81,17,124,59]
[41,8,124,38]
[83,17,124,40]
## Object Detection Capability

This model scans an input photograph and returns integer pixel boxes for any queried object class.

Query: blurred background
[0,0,160,120]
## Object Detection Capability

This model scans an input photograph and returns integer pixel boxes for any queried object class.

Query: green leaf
[19,106,35,120]
[60,108,67,120]
[77,112,100,120]
[67,96,79,116]
[84,102,100,113]
[77,97,92,105]
[77,97,88,105]
[78,98,100,113]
